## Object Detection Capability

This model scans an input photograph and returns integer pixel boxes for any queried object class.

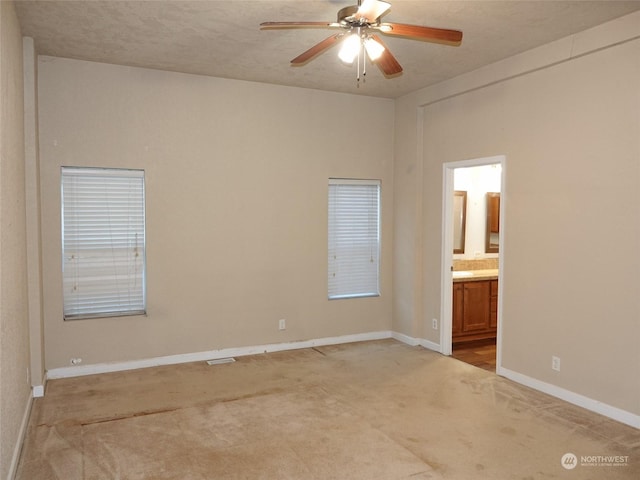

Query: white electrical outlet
[279,319,286,331]
[552,356,561,372]
[432,318,438,330]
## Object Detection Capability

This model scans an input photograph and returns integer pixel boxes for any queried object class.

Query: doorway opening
[440,156,505,373]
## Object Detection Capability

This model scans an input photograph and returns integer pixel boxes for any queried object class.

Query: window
[328,179,380,299]
[61,167,146,319]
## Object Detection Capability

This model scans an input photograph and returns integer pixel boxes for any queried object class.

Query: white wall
[454,164,501,260]
[37,58,395,370]
[394,12,640,420]
[0,1,31,478]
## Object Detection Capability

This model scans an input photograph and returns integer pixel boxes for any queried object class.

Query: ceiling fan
[260,0,463,79]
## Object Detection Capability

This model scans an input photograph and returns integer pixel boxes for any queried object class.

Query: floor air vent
[206,357,236,366]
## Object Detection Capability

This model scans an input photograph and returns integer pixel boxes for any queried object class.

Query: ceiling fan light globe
[364,37,385,61]
[357,0,391,22]
[338,34,361,63]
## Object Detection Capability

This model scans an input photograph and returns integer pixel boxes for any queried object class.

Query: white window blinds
[61,167,146,319]
[328,179,380,299]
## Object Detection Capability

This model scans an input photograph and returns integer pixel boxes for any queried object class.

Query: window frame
[61,166,147,320]
[327,178,381,300]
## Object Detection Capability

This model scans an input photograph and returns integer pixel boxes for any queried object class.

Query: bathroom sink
[452,271,474,278]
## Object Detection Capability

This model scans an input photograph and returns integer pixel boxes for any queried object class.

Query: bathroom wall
[453,164,501,260]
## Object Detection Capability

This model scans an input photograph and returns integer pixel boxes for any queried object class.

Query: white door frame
[440,155,506,371]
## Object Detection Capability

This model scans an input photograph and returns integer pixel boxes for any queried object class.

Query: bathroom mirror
[485,192,500,253]
[453,190,467,254]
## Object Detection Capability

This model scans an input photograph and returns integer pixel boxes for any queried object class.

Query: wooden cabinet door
[452,283,464,335]
[462,281,490,332]
[490,280,498,328]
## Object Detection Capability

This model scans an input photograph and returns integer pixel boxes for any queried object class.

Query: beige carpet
[16,339,639,479]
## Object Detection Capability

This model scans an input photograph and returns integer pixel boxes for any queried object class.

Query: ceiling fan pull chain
[357,42,361,87]
[362,43,367,82]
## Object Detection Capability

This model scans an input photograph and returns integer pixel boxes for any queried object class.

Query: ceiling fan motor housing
[338,6,360,25]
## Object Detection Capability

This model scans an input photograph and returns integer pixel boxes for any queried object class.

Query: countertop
[452,269,499,282]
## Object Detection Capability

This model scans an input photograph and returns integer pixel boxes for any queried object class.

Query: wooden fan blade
[381,23,463,46]
[260,21,338,30]
[291,34,343,65]
[356,0,391,22]
[370,35,402,77]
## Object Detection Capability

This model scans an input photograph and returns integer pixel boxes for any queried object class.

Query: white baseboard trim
[419,338,442,353]
[391,331,420,346]
[8,391,33,480]
[391,332,442,354]
[499,367,640,429]
[46,330,394,380]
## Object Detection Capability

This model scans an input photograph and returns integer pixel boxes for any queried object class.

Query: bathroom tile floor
[452,338,497,372]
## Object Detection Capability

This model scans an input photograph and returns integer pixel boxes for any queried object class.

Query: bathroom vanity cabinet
[453,279,498,343]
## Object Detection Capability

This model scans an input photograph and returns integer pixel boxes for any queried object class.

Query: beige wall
[394,14,640,415]
[0,1,31,477]
[37,57,394,370]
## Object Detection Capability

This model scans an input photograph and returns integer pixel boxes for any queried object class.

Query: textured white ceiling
[15,0,640,98]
